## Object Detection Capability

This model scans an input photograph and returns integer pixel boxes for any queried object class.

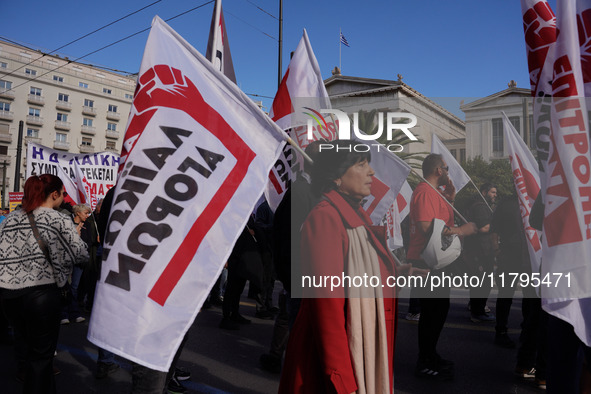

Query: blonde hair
[72,204,91,215]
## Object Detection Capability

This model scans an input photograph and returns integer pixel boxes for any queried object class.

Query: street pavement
[0,286,543,393]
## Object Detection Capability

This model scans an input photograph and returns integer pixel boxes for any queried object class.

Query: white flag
[502,112,543,274]
[521,0,557,191]
[88,16,285,371]
[431,133,470,192]
[205,0,236,83]
[354,137,411,224]
[540,0,591,347]
[265,29,334,211]
[386,181,412,250]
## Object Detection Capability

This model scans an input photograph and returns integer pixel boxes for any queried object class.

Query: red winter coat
[279,190,398,394]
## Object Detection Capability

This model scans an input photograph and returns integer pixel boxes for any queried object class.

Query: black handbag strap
[26,211,53,265]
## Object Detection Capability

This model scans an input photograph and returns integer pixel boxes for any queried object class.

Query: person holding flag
[407,154,477,380]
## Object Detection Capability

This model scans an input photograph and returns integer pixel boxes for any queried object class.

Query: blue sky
[0,0,557,118]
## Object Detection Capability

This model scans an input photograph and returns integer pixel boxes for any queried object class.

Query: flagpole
[339,27,342,71]
[278,0,283,88]
[410,168,469,224]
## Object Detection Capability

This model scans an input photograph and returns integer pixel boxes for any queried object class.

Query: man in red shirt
[408,153,477,380]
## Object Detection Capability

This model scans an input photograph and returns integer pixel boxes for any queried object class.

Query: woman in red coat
[279,143,418,394]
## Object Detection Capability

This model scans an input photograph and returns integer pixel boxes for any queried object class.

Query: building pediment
[460,87,531,112]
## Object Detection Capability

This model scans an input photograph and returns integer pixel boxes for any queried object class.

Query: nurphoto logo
[304,108,418,153]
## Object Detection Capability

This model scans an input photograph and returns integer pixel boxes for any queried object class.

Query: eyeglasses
[440,166,449,172]
[62,191,68,197]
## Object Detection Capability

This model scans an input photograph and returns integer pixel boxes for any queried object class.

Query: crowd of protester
[0,148,590,393]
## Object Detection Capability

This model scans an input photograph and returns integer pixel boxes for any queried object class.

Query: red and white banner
[72,160,97,209]
[26,142,118,210]
[386,181,412,250]
[88,16,285,370]
[521,0,557,190]
[265,30,334,211]
[431,133,470,192]
[502,112,542,274]
[539,0,591,346]
[205,0,236,84]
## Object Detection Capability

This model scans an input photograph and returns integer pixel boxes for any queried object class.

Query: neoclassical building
[461,81,534,161]
[324,69,466,160]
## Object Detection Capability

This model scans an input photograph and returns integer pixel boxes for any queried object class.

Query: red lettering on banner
[545,135,583,246]
[132,66,257,306]
[365,177,389,217]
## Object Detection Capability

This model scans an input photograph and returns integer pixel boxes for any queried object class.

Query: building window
[58,93,69,102]
[106,141,116,150]
[0,102,10,111]
[528,114,536,149]
[125,93,133,100]
[79,82,88,89]
[450,149,457,160]
[492,118,503,156]
[53,75,64,83]
[82,137,92,146]
[83,118,93,127]
[460,148,466,163]
[0,146,7,155]
[108,104,118,112]
[27,128,39,138]
[25,68,37,76]
[0,62,7,69]
[29,108,40,117]
[57,113,68,122]
[84,99,94,108]
[56,133,67,142]
[30,87,42,96]
[509,116,521,136]
[103,88,112,94]
[0,80,12,90]
[107,123,117,131]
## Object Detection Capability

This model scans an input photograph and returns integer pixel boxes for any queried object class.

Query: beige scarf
[345,226,391,394]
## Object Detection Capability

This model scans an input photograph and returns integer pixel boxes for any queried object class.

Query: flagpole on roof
[339,27,342,72]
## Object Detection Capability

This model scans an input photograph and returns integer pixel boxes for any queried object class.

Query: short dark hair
[480,182,496,195]
[311,141,371,195]
[422,153,444,177]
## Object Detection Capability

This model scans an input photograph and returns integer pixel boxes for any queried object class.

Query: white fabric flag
[502,112,543,274]
[431,133,470,192]
[521,0,557,191]
[88,16,285,371]
[205,0,236,83]
[386,181,412,250]
[352,137,411,224]
[265,29,334,211]
[540,0,591,347]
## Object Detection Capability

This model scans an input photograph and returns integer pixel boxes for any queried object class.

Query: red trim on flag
[365,177,389,216]
[146,66,256,306]
[269,170,283,194]
[271,68,293,122]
